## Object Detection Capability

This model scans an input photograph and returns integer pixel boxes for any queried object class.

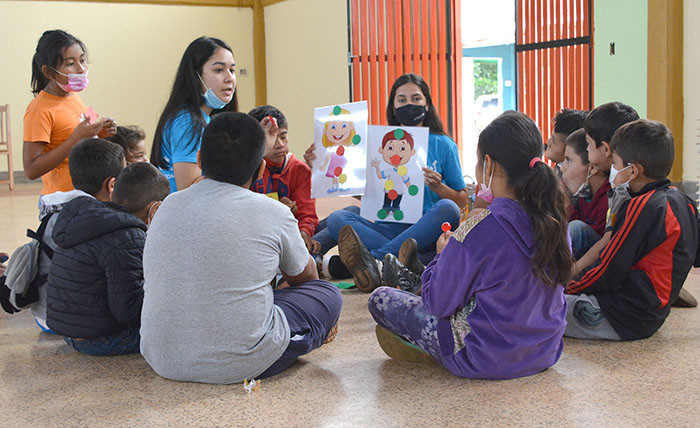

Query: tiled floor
[2,182,700,427]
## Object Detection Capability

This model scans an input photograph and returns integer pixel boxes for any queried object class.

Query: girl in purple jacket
[368,111,573,379]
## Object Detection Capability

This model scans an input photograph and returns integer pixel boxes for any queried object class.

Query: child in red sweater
[249,106,319,252]
[560,129,611,259]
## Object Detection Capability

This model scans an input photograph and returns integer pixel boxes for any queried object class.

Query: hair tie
[529,157,543,169]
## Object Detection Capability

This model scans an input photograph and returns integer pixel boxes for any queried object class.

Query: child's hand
[72,117,105,142]
[98,117,117,138]
[370,159,380,169]
[260,116,279,157]
[436,231,452,254]
[303,144,316,168]
[280,197,298,215]
[301,231,321,254]
[422,167,443,192]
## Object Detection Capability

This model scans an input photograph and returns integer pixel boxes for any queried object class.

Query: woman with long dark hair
[367,111,572,379]
[330,73,468,291]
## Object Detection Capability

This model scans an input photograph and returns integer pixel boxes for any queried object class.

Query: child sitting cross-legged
[47,146,170,356]
[367,111,572,379]
[566,119,700,340]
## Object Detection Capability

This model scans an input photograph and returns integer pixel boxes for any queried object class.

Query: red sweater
[251,154,318,236]
[568,180,611,236]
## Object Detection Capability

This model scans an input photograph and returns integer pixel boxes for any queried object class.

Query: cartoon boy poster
[361,125,428,223]
[311,101,368,198]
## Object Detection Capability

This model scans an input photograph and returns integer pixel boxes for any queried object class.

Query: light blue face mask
[198,73,231,110]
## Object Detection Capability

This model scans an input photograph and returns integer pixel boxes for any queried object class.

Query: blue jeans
[568,220,600,260]
[64,327,140,356]
[326,199,460,260]
[313,205,361,255]
[368,287,443,362]
[258,280,343,378]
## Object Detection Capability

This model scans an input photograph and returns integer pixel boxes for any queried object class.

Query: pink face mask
[476,160,495,203]
[53,68,89,92]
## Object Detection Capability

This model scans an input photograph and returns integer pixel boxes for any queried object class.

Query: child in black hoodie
[47,140,170,356]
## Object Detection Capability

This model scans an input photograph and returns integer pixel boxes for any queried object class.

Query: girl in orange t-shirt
[23,30,117,195]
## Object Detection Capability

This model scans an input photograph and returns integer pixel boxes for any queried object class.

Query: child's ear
[601,141,612,157]
[411,148,416,156]
[378,145,383,154]
[630,162,644,181]
[40,65,54,80]
[105,177,116,200]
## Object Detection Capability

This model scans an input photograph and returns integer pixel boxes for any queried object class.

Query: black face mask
[394,104,427,127]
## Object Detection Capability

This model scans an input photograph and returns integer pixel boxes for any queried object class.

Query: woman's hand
[436,230,452,254]
[303,143,316,168]
[98,117,117,138]
[422,167,443,192]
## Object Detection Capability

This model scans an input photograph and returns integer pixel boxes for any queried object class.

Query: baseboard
[0,171,39,185]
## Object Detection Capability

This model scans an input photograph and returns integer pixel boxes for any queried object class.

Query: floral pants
[368,286,443,362]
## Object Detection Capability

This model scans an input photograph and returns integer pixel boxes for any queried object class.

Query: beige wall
[684,0,699,183]
[264,0,349,158]
[0,1,255,173]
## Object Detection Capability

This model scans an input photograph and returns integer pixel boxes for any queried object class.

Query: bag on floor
[0,213,55,314]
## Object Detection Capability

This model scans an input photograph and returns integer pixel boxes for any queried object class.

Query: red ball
[336,146,345,156]
[441,222,451,232]
[334,167,343,177]
[388,190,398,200]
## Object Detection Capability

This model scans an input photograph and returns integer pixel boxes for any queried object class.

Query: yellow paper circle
[397,166,407,176]
[384,179,395,191]
[338,174,347,184]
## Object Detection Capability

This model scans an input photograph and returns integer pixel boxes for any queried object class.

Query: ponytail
[478,111,572,287]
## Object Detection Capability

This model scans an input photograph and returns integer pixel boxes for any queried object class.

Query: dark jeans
[258,280,343,378]
[64,327,140,356]
[313,205,361,255]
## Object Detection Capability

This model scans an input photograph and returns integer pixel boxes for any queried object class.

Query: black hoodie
[47,196,147,338]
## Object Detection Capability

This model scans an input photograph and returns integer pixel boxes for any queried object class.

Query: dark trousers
[258,280,342,378]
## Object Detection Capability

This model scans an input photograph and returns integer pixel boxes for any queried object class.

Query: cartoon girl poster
[311,101,368,198]
[361,125,428,223]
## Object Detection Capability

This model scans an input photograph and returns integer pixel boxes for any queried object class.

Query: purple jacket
[421,198,566,379]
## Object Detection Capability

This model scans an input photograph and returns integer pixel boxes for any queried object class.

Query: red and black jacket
[567,179,700,340]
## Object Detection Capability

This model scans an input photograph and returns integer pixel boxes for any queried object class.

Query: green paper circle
[394,128,405,139]
[377,209,388,219]
[394,210,404,221]
[408,185,419,196]
[352,134,361,145]
[333,105,342,115]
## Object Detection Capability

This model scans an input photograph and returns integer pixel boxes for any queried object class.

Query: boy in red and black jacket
[565,120,700,340]
[249,106,319,252]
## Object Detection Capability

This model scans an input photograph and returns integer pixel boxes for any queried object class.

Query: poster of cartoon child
[311,101,368,198]
[361,125,428,223]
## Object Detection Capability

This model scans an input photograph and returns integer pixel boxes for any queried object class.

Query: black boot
[382,253,422,295]
[398,238,425,276]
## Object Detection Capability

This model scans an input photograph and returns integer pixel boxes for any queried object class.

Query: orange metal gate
[348,0,462,147]
[516,0,593,144]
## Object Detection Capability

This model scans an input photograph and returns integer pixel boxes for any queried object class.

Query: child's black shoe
[398,238,425,276]
[382,253,422,295]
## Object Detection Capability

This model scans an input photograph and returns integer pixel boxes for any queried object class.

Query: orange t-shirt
[23,91,88,194]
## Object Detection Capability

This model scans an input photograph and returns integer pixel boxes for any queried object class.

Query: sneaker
[324,254,353,279]
[374,325,437,364]
[673,288,698,308]
[382,253,422,295]
[338,225,381,292]
[398,238,425,276]
[324,324,339,344]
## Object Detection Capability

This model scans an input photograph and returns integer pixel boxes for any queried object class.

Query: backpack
[0,212,55,314]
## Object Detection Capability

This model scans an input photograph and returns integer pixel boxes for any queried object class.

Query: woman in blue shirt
[328,73,468,290]
[150,37,238,192]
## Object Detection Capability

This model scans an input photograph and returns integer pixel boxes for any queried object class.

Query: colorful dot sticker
[339,174,347,184]
[397,165,407,176]
[384,179,395,191]
[441,222,451,232]
[336,146,345,156]
[394,210,404,221]
[388,189,398,200]
[334,167,343,177]
[377,209,388,219]
[394,128,405,139]
[333,105,342,115]
[408,185,419,196]
[352,135,361,145]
